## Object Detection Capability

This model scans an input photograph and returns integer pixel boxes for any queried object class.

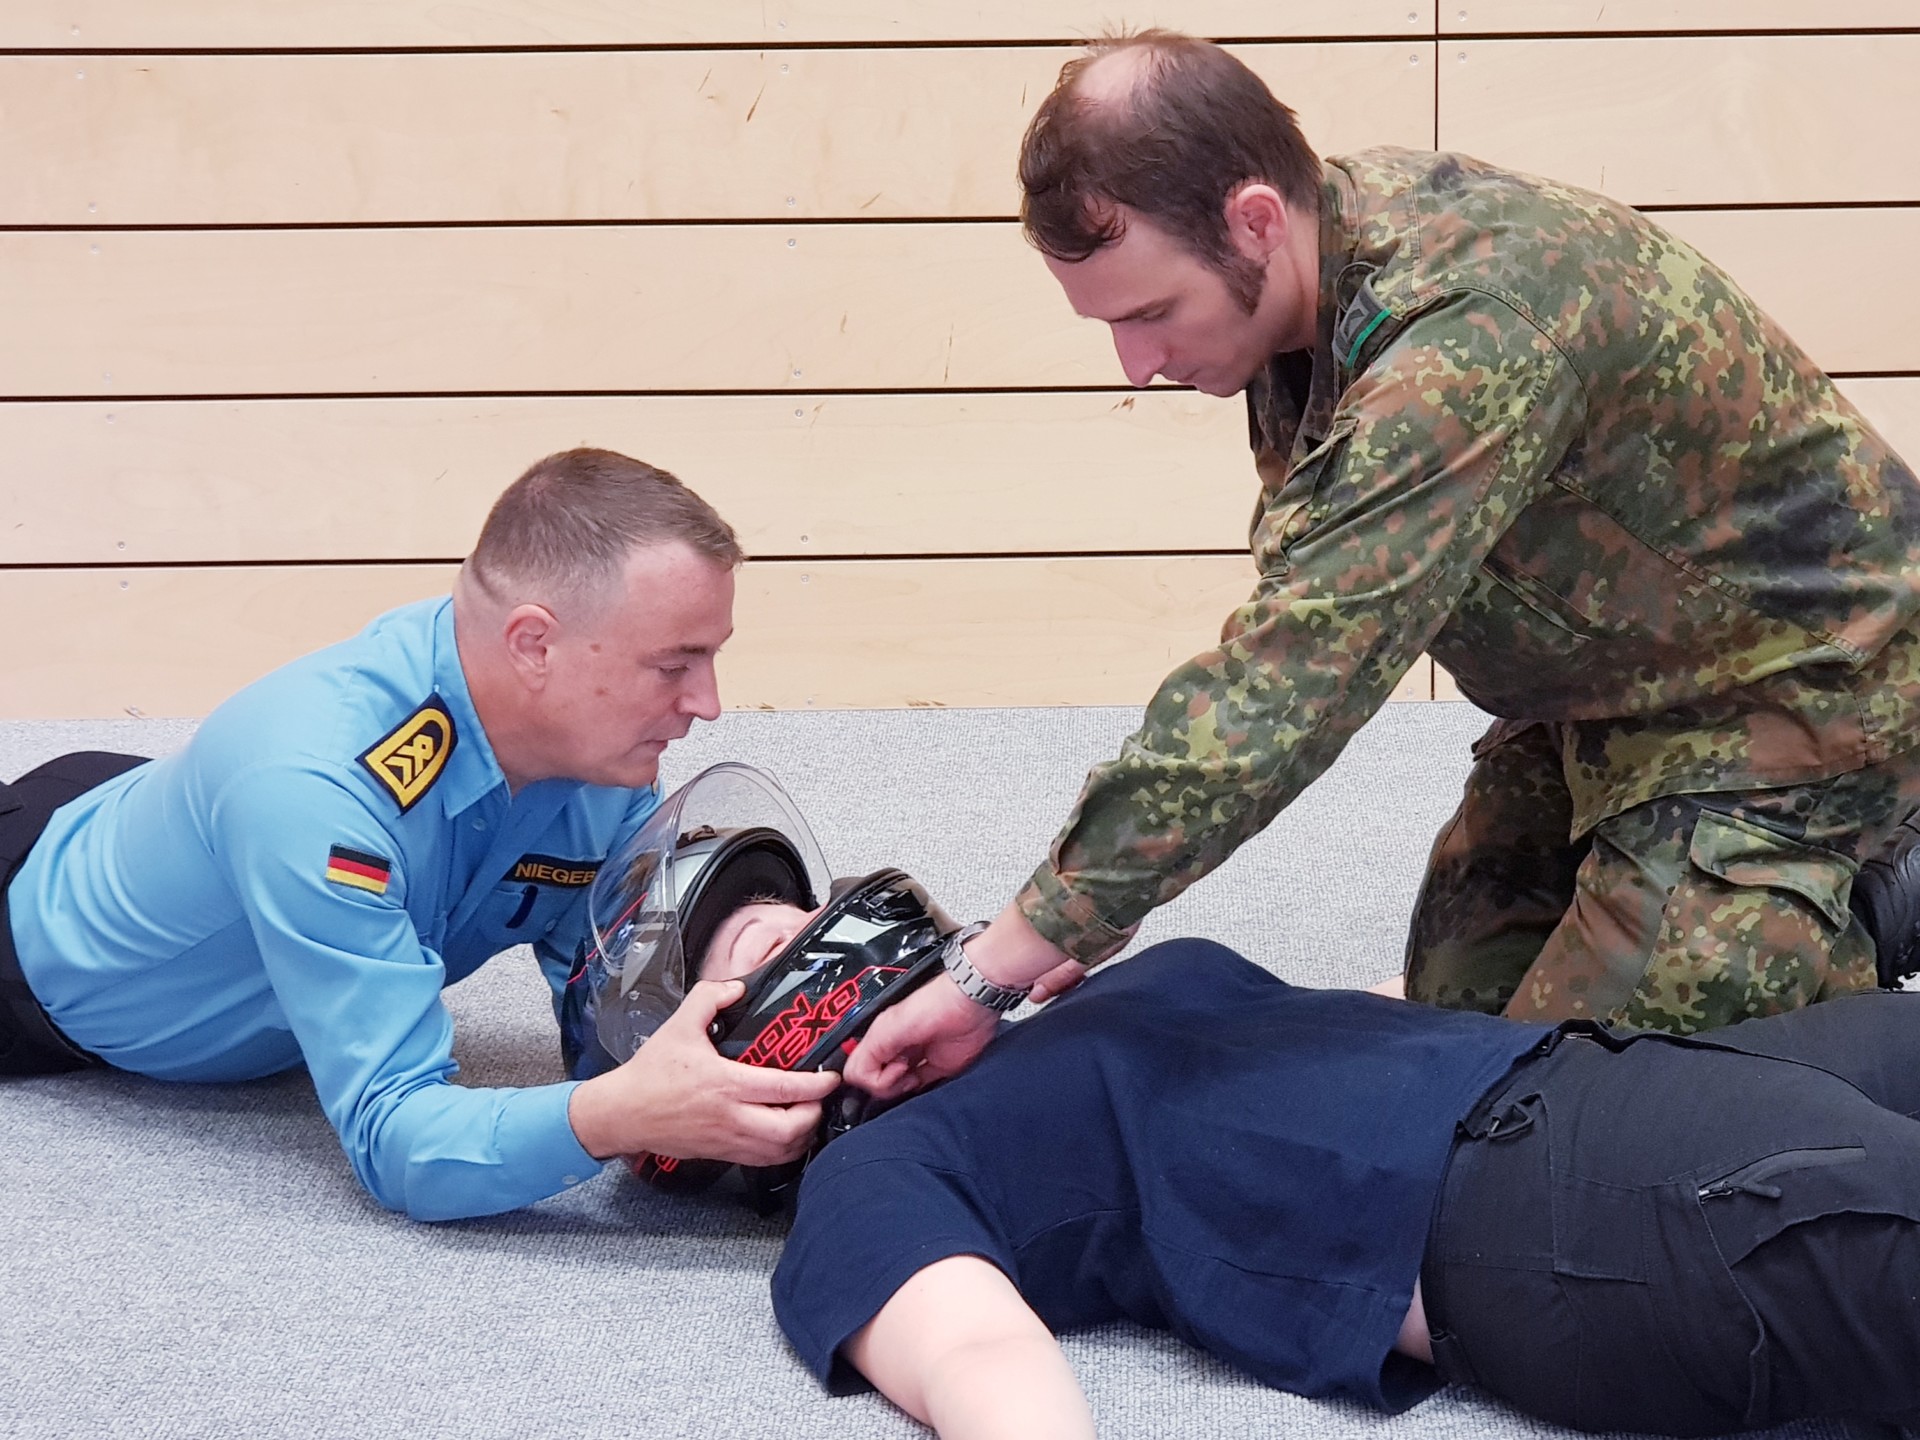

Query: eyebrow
[644,629,734,662]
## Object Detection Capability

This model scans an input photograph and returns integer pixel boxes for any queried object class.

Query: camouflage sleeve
[1017,294,1590,965]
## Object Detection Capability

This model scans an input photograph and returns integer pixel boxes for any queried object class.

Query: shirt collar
[428,597,510,819]
[1316,160,1363,355]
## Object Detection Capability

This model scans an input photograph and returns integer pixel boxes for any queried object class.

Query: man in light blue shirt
[0,448,836,1221]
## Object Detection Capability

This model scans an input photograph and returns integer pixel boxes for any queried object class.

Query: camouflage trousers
[1404,718,1920,1034]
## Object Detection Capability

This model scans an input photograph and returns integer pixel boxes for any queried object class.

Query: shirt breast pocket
[480,877,589,944]
[1251,423,1354,578]
[1474,554,1596,657]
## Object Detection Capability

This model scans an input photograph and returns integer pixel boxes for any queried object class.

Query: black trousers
[1424,993,1920,1435]
[0,751,148,1075]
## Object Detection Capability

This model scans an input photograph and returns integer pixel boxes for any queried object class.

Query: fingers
[672,976,747,1028]
[845,1018,928,1098]
[851,1053,916,1102]
[737,1105,821,1175]
[633,1087,829,1168]
[722,1099,826,1166]
[1028,960,1087,1004]
[846,978,998,1097]
[841,1029,896,1092]
[725,1057,841,1104]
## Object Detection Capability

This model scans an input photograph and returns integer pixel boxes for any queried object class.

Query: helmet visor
[586,762,830,1061]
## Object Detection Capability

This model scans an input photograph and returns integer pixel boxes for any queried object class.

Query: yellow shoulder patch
[359,700,457,813]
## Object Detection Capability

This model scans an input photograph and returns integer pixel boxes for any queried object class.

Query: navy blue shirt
[773,939,1549,1411]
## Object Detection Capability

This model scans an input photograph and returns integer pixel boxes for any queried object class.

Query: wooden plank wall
[3,4,1916,717]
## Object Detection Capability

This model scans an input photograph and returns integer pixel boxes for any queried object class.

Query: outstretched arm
[844,1255,1094,1440]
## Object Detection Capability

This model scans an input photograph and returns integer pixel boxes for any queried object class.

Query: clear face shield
[584,762,832,1064]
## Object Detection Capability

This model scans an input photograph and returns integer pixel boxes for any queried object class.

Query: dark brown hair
[1018,30,1321,308]
[468,448,743,612]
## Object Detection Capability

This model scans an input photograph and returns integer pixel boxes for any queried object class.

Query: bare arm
[844,1255,1094,1440]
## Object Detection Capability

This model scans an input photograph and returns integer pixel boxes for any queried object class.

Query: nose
[1111,327,1166,388]
[681,662,723,723]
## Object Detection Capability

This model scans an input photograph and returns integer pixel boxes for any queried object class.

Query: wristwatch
[940,921,1031,1013]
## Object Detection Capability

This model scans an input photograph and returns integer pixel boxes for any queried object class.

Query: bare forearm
[919,1335,1094,1440]
[846,1256,1094,1440]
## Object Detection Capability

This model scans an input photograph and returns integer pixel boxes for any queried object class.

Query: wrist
[964,900,1073,990]
[567,1073,629,1161]
[941,922,1030,1014]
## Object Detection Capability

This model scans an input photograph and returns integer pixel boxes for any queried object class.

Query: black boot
[1850,817,1920,988]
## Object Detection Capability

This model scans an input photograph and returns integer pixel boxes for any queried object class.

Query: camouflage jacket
[1018,147,1920,966]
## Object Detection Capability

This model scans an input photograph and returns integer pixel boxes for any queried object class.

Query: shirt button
[561,1174,581,1186]
[471,818,488,831]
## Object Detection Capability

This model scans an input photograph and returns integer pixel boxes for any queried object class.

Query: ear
[1223,183,1290,262]
[501,603,560,689]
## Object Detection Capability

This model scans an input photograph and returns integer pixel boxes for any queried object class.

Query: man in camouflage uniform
[844,30,1920,1097]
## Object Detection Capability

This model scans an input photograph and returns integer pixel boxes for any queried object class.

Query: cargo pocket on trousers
[1692,1138,1920,1264]
[1687,809,1857,933]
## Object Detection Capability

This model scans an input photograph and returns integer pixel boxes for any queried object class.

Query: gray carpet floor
[0,704,1874,1440]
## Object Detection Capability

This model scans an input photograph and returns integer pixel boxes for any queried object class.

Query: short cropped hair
[467,448,743,614]
[1018,30,1322,287]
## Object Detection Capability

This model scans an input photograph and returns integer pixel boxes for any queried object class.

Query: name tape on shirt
[359,700,457,813]
[327,844,393,895]
[505,854,602,889]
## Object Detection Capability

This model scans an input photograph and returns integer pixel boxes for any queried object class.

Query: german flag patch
[326,845,392,895]
[359,699,456,813]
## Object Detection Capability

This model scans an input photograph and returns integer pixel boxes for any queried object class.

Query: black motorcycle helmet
[579,765,957,1207]
[635,864,958,1208]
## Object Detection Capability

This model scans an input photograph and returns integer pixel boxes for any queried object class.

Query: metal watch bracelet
[940,921,1031,1013]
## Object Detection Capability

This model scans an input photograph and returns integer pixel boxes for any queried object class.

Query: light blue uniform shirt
[8,598,659,1221]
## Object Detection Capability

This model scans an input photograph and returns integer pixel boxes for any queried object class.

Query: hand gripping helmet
[575,763,957,1205]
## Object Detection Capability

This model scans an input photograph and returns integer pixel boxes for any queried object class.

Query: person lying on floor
[789,939,1920,1439]
[582,767,1920,1440]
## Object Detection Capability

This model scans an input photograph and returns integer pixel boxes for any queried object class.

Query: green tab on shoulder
[1333,275,1392,370]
